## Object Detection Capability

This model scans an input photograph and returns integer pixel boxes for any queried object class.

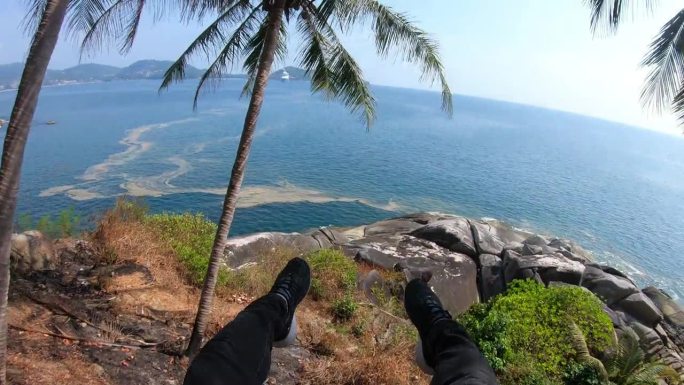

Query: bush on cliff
[459,280,615,383]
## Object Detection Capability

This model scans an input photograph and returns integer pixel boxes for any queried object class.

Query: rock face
[222,212,684,379]
[10,230,57,273]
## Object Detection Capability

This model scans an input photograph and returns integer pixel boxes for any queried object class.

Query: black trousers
[183,294,499,385]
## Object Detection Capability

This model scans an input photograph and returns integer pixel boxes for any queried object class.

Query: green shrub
[562,362,603,385]
[332,295,358,321]
[144,212,225,286]
[458,302,512,372]
[17,208,82,238]
[459,279,614,379]
[305,249,357,300]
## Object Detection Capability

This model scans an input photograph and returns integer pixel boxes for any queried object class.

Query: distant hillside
[270,66,309,81]
[0,62,309,90]
[0,60,205,90]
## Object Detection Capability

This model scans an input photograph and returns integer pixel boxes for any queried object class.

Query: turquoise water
[1,79,683,301]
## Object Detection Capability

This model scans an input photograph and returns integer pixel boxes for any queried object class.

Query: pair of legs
[183,258,499,385]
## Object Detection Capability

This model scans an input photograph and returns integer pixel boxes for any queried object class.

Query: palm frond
[299,5,376,126]
[628,363,680,385]
[585,0,657,35]
[568,322,610,381]
[240,12,287,97]
[64,0,112,39]
[640,9,684,115]
[160,0,253,91]
[317,0,452,116]
[80,0,179,55]
[182,0,242,21]
[21,0,49,35]
[189,6,264,108]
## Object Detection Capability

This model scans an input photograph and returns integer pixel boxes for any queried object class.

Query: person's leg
[404,278,499,385]
[183,258,310,385]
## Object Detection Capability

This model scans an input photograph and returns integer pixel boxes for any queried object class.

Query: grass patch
[144,212,223,286]
[305,249,357,301]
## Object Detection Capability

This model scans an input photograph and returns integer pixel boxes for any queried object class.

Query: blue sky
[1,0,683,134]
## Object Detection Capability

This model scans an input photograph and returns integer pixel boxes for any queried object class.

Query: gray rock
[479,254,505,301]
[470,221,506,256]
[364,218,424,236]
[503,242,524,254]
[224,232,321,268]
[614,292,663,327]
[349,234,479,315]
[317,228,349,245]
[502,250,585,285]
[521,244,544,256]
[642,287,684,327]
[581,265,639,305]
[410,218,477,257]
[523,234,549,247]
[10,230,56,273]
[396,212,457,224]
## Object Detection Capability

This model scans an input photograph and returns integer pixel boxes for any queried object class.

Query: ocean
[1,79,683,301]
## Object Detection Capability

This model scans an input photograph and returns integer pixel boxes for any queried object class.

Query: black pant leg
[429,320,499,385]
[183,294,287,385]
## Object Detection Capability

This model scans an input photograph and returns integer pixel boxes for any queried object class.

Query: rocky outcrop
[222,213,684,378]
[10,230,57,274]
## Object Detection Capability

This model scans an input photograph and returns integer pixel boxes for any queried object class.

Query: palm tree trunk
[0,0,69,383]
[185,0,286,358]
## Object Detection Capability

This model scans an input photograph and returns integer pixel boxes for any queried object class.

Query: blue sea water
[1,79,683,301]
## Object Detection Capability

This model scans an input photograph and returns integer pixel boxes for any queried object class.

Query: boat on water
[0,119,5,128]
[46,120,56,125]
[281,69,290,81]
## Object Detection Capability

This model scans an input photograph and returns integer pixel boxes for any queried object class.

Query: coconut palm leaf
[159,0,254,92]
[568,321,610,381]
[641,9,684,116]
[298,5,375,125]
[241,13,287,97]
[318,0,452,116]
[585,0,658,34]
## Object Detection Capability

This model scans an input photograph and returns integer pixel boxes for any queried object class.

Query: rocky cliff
[224,212,684,379]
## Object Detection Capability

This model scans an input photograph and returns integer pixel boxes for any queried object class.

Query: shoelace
[424,296,451,325]
[273,273,295,306]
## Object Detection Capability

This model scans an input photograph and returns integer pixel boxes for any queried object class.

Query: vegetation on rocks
[459,280,616,383]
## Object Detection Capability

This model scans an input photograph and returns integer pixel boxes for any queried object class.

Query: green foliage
[458,302,513,372]
[16,208,81,238]
[603,333,680,385]
[305,249,357,300]
[563,363,604,385]
[144,212,225,286]
[459,279,615,381]
[331,295,358,321]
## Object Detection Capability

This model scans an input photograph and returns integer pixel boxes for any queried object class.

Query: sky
[1,0,683,134]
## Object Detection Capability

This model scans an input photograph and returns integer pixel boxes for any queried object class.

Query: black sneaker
[270,257,311,345]
[404,278,452,370]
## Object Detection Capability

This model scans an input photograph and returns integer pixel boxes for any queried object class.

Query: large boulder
[364,218,424,237]
[10,230,56,273]
[347,234,479,315]
[581,265,639,305]
[614,292,663,327]
[502,250,585,285]
[410,217,477,257]
[470,221,506,256]
[642,287,684,327]
[224,232,321,268]
[479,254,505,301]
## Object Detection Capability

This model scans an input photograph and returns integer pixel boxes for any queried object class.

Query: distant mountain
[0,62,309,90]
[0,60,205,90]
[270,66,309,81]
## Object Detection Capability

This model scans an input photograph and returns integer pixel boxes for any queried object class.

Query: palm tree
[0,1,70,383]
[570,322,680,385]
[586,0,684,124]
[157,0,453,357]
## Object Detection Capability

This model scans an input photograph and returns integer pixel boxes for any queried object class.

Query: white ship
[281,69,290,81]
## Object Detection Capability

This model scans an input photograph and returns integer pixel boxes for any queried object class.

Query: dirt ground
[7,236,429,385]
